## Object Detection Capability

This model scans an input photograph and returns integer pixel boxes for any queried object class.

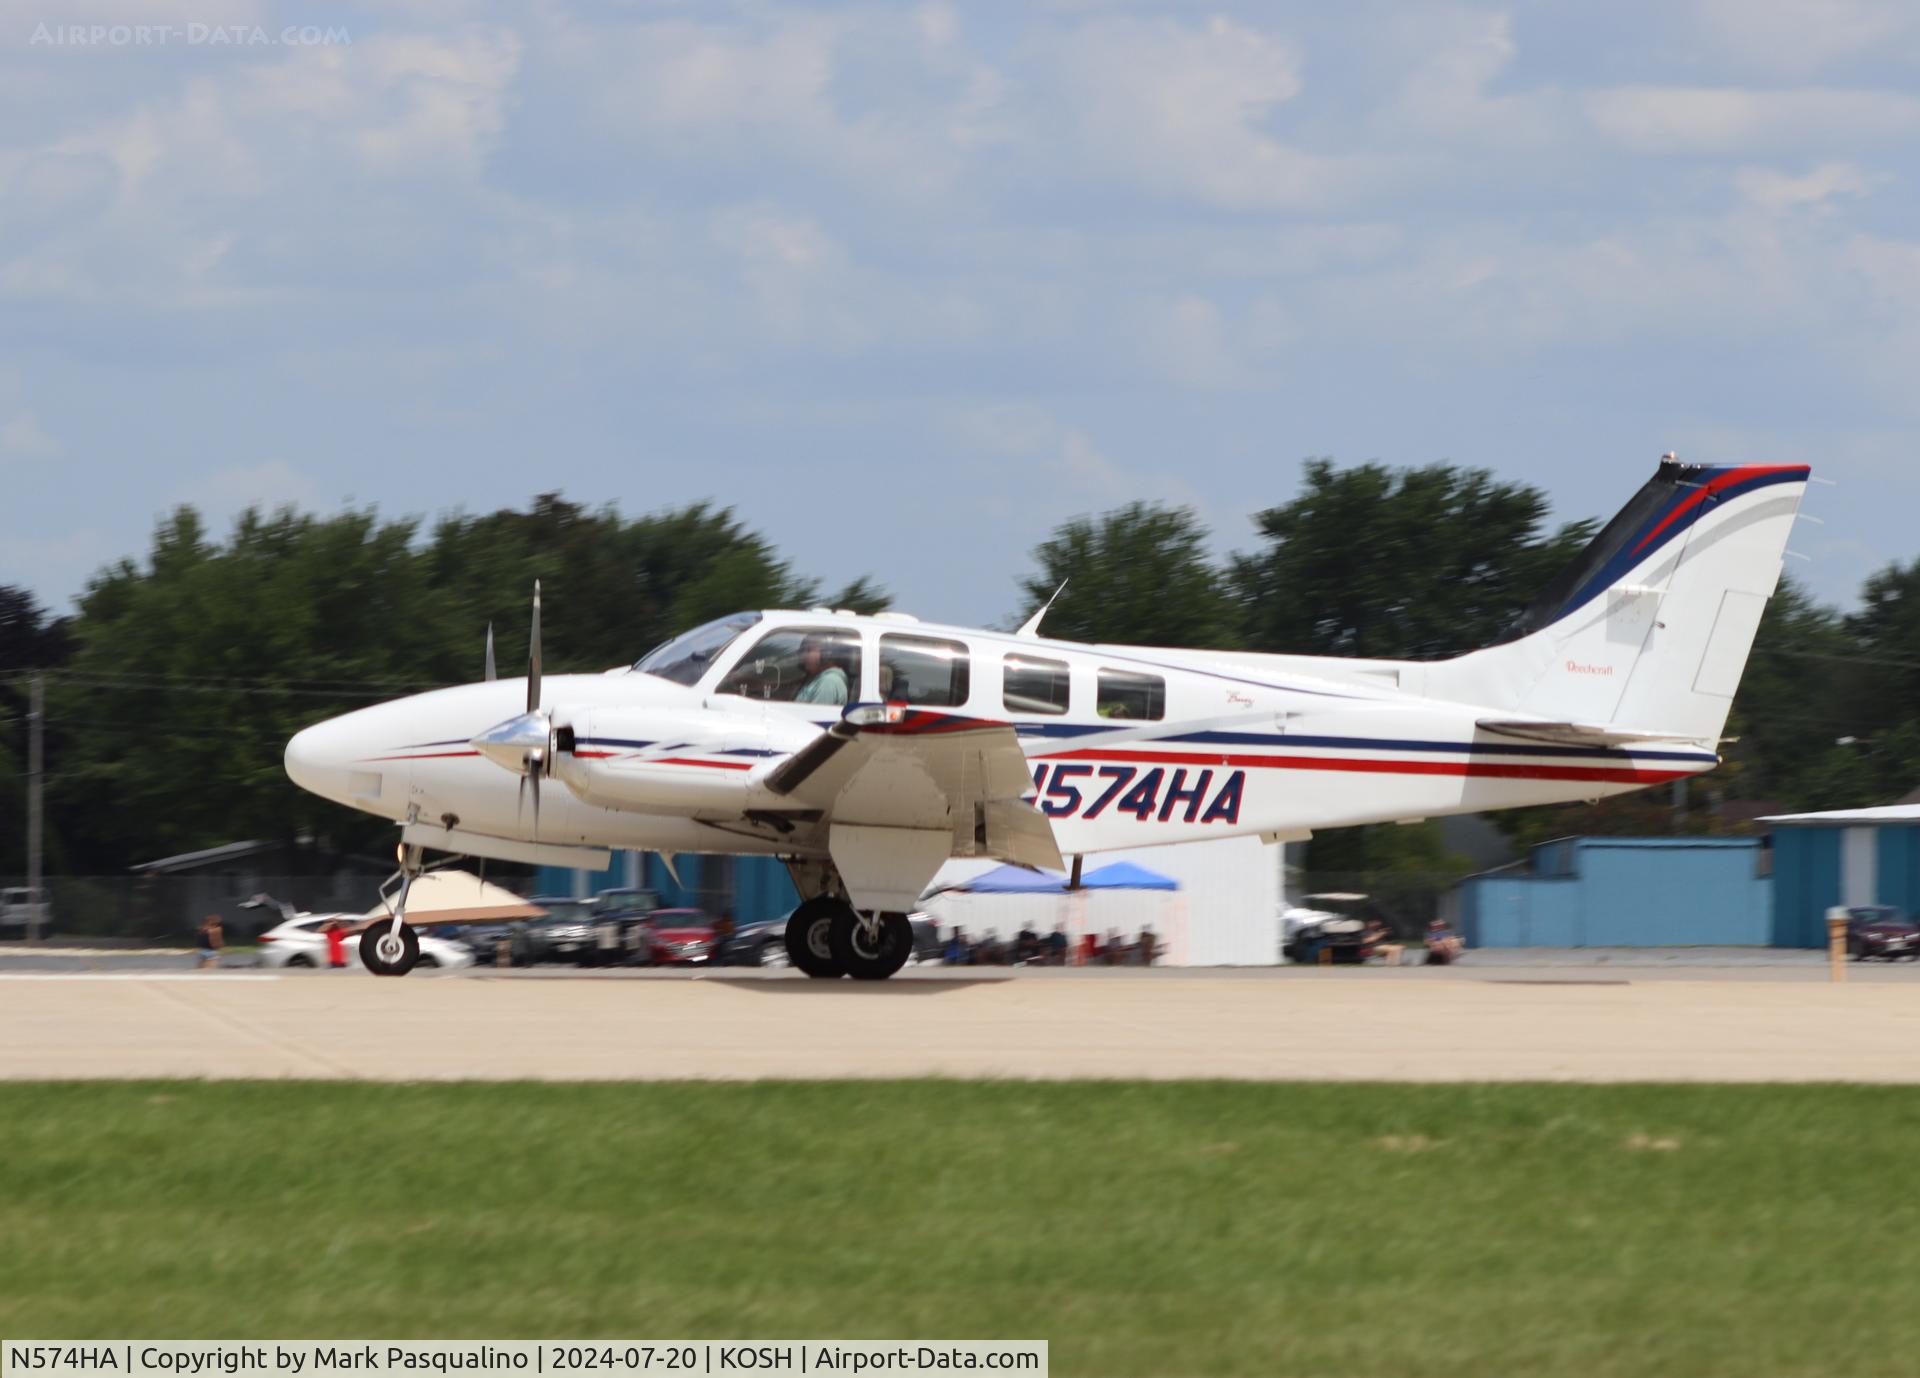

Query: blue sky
[2,0,1915,631]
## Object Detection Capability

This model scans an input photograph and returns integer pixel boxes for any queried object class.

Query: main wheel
[829,910,913,981]
[361,922,420,977]
[784,898,844,979]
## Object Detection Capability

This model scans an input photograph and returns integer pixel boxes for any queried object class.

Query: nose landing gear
[363,839,425,977]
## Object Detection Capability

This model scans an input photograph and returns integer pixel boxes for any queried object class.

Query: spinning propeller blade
[527,580,542,715]
[470,581,554,839]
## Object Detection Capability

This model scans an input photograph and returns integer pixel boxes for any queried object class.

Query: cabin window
[881,633,971,707]
[715,626,862,705]
[1003,654,1070,716]
[1096,668,1164,721]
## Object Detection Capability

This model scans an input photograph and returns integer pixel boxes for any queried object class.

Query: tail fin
[1431,461,1810,741]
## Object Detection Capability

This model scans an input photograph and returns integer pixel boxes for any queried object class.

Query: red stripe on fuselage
[1033,746,1699,785]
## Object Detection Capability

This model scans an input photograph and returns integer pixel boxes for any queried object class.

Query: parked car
[634,908,719,966]
[256,914,475,970]
[719,914,792,967]
[447,919,525,966]
[1280,913,1372,964]
[593,887,662,915]
[0,885,51,932]
[1846,906,1919,960]
[509,898,601,965]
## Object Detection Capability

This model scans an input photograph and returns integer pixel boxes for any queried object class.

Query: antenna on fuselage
[1016,579,1068,638]
[484,623,497,682]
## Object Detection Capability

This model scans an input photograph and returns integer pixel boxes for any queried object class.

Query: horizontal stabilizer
[1476,718,1715,749]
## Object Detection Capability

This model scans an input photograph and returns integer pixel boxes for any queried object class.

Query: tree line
[3,463,1914,877]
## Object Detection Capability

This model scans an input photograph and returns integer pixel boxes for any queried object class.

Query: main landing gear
[783,898,913,981]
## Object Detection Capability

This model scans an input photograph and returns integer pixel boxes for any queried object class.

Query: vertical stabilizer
[1430,462,1810,741]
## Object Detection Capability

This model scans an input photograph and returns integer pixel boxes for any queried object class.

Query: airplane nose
[285,712,402,812]
[284,719,351,804]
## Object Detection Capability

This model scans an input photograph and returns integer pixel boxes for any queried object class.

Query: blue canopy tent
[948,864,1068,894]
[1079,860,1180,891]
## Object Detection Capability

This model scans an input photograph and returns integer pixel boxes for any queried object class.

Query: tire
[759,936,790,970]
[784,899,844,979]
[829,910,913,981]
[361,922,420,977]
[285,954,313,969]
[416,954,439,969]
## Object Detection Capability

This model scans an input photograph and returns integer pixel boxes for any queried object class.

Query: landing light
[843,703,907,727]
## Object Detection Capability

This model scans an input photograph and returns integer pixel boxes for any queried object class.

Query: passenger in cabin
[794,634,851,706]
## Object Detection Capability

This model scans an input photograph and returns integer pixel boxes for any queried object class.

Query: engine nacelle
[549,704,809,817]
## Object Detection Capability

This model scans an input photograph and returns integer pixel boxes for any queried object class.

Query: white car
[256,914,475,971]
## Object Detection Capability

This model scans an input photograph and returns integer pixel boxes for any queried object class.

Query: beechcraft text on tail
[285,459,1811,978]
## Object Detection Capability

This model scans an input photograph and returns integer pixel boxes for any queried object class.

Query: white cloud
[1587,85,1920,153]
[1380,9,1562,146]
[565,10,991,204]
[1690,0,1916,74]
[1050,14,1349,209]
[956,402,1205,507]
[1735,161,1880,213]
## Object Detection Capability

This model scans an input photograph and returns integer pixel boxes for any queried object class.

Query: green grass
[3,1081,1919,1377]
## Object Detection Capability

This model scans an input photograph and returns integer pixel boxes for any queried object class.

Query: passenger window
[1003,655,1070,716]
[881,634,971,707]
[715,627,862,706]
[1096,668,1164,721]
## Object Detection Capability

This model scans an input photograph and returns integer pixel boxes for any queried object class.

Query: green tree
[45,497,884,872]
[1015,503,1236,647]
[1232,459,1595,658]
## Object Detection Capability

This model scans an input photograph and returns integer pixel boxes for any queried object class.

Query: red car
[638,909,719,966]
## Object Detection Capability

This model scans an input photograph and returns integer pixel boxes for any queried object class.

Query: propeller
[469,581,551,835]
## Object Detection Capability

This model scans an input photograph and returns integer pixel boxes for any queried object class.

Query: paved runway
[4,965,1918,1082]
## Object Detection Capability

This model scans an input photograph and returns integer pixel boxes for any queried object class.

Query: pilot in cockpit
[794,634,850,706]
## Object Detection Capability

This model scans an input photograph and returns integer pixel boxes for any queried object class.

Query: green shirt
[795,666,850,705]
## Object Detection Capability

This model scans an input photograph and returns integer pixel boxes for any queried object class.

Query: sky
[2,0,1916,633]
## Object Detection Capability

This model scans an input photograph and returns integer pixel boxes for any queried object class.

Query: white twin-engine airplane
[286,459,1810,979]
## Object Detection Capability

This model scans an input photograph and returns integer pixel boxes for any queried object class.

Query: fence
[0,873,490,944]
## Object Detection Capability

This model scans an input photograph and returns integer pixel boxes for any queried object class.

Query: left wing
[764,706,1062,885]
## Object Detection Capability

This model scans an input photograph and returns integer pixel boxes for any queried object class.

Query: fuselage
[285,607,1719,862]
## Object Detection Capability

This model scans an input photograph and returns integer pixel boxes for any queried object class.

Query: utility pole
[27,674,43,942]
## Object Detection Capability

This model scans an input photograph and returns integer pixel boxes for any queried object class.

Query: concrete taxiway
[2,965,1916,1082]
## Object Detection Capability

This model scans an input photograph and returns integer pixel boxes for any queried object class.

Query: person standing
[324,920,349,970]
[196,913,224,970]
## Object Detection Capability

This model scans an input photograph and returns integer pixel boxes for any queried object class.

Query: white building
[919,835,1284,965]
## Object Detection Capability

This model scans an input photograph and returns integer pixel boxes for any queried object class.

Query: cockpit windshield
[633,612,761,685]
